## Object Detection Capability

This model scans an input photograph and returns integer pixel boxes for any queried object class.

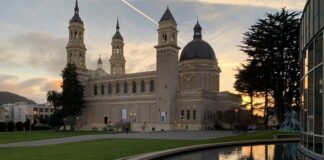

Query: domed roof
[180,21,216,61]
[180,40,216,61]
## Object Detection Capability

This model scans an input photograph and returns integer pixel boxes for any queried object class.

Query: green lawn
[0,130,298,160]
[0,131,111,144]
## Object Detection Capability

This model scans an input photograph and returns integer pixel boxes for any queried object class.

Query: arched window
[116,47,120,54]
[75,31,78,39]
[108,83,112,94]
[94,85,98,96]
[132,81,137,93]
[141,80,145,92]
[124,82,128,93]
[150,80,154,92]
[116,83,120,94]
[101,84,104,95]
[162,33,167,42]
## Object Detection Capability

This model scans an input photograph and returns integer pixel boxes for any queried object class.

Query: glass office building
[299,0,324,159]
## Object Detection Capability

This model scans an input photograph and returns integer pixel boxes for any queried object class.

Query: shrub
[32,125,51,130]
[0,122,6,132]
[49,111,64,130]
[24,119,31,131]
[15,122,24,131]
[7,121,15,131]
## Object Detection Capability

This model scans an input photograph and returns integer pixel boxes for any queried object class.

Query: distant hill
[0,91,36,105]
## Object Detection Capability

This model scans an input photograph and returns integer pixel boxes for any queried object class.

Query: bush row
[0,121,50,132]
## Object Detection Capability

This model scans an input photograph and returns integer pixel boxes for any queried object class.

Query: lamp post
[234,108,239,133]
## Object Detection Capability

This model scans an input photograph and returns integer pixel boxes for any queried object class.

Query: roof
[159,7,176,24]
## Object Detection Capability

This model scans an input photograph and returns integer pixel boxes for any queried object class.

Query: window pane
[315,66,323,134]
[193,110,196,120]
[310,0,313,37]
[315,136,323,154]
[308,135,313,151]
[315,33,323,65]
[304,134,308,147]
[309,43,314,69]
[304,75,308,132]
[116,83,120,94]
[308,72,314,116]
[186,110,190,120]
[321,0,324,28]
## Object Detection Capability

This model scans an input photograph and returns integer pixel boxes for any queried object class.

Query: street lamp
[234,108,239,133]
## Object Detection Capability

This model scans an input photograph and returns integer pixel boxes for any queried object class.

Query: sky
[0,0,306,103]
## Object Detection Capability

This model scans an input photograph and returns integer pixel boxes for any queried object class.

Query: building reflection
[163,143,297,160]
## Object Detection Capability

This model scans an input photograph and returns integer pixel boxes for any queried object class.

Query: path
[0,130,233,148]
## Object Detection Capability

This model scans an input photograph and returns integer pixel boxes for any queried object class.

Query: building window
[193,110,196,120]
[101,84,104,95]
[308,135,314,151]
[315,65,323,134]
[181,110,184,120]
[162,33,167,42]
[141,80,145,92]
[161,112,166,122]
[104,116,108,124]
[124,82,128,93]
[132,81,137,93]
[204,110,206,120]
[150,80,154,92]
[186,110,190,120]
[308,71,314,116]
[116,83,120,94]
[315,136,323,154]
[315,33,323,65]
[108,83,112,94]
[94,85,97,96]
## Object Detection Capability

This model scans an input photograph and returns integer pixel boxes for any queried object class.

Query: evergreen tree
[238,8,300,126]
[60,64,85,131]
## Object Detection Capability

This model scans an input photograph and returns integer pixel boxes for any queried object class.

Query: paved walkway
[0,130,233,148]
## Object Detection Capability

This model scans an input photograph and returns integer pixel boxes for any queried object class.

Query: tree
[47,90,62,112]
[238,8,300,126]
[60,64,85,131]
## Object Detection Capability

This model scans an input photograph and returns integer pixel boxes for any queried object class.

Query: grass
[0,130,111,144]
[0,130,298,160]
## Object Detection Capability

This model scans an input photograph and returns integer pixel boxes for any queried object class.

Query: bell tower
[110,19,126,75]
[66,0,87,71]
[155,7,180,128]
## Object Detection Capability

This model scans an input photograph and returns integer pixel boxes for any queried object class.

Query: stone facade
[65,1,241,131]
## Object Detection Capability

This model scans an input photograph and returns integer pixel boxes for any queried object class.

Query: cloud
[0,31,66,75]
[0,74,61,103]
[195,0,306,10]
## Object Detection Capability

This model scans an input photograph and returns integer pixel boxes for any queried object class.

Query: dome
[180,21,215,61]
[180,40,216,61]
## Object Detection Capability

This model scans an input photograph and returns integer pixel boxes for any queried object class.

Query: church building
[66,0,241,131]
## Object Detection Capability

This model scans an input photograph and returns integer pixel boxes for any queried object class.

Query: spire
[193,18,202,39]
[97,55,102,69]
[116,18,120,31]
[159,6,176,24]
[70,0,83,24]
[112,18,123,40]
[75,0,79,14]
